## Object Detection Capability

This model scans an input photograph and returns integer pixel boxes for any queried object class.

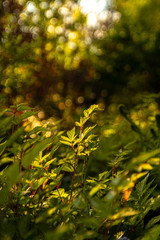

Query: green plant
[0,103,160,240]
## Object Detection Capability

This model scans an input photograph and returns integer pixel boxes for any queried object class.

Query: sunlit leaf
[111,208,138,220]
[44,158,57,168]
[60,140,72,146]
[67,127,76,141]
[20,111,39,121]
[32,177,47,190]
[89,184,103,197]
[61,135,72,142]
[128,149,160,169]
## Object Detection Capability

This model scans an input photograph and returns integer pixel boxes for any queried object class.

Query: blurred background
[1,0,160,126]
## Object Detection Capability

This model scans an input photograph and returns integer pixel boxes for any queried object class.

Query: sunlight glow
[80,0,112,26]
[80,0,107,14]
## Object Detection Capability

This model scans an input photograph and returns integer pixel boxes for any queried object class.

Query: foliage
[1,0,160,122]
[0,0,96,122]
[1,1,160,238]
[0,103,160,240]
[93,0,160,105]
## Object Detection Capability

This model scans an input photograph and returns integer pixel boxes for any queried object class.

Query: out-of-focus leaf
[45,223,75,240]
[0,141,7,155]
[152,196,160,210]
[0,220,16,240]
[22,136,54,168]
[89,184,104,197]
[148,158,160,165]
[29,126,47,135]
[128,149,160,169]
[0,157,13,165]
[0,162,19,204]
[146,216,160,229]
[6,127,25,147]
[5,161,20,185]
[17,103,32,111]
[136,224,160,240]
[98,171,110,181]
[111,208,138,220]
[20,111,39,121]
[135,173,149,197]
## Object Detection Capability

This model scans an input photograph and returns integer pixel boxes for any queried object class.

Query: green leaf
[20,111,39,121]
[32,161,43,168]
[89,184,103,197]
[78,145,84,154]
[152,196,160,210]
[51,188,68,198]
[45,223,75,239]
[17,103,32,111]
[135,174,149,197]
[32,177,47,190]
[22,136,54,168]
[73,138,79,146]
[111,208,138,220]
[6,161,20,185]
[29,126,47,135]
[6,127,25,147]
[146,216,160,229]
[128,149,160,170]
[98,171,110,181]
[0,140,7,155]
[61,135,72,142]
[0,162,20,205]
[44,158,56,168]
[136,224,160,240]
[0,157,13,165]
[75,121,81,127]
[81,125,96,140]
[50,144,60,155]
[84,109,89,118]
[79,116,87,127]
[61,164,74,172]
[83,104,101,118]
[73,195,86,209]
[39,152,50,162]
[60,140,72,146]
[23,137,41,151]
[84,134,97,143]
[67,127,76,141]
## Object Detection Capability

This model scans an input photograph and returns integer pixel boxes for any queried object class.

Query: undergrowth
[0,102,160,240]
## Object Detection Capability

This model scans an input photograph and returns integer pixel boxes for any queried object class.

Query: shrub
[0,103,160,240]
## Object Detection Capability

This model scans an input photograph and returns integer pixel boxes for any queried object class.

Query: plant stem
[70,125,84,200]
